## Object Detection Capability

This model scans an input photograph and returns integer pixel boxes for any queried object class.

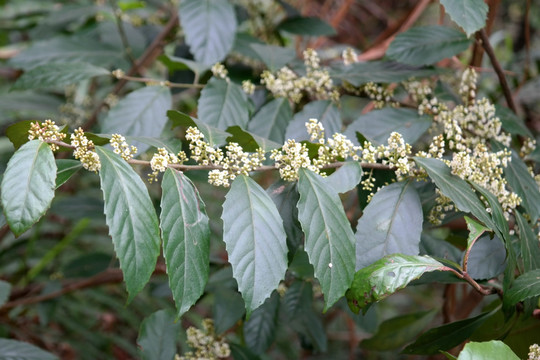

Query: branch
[442,266,495,296]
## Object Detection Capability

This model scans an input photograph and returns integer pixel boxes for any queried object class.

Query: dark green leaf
[278,16,336,36]
[222,175,288,314]
[344,108,431,146]
[249,44,296,72]
[1,140,56,236]
[168,110,229,147]
[361,310,437,350]
[505,269,540,306]
[464,216,489,250]
[440,0,488,37]
[297,168,355,310]
[226,126,281,152]
[294,308,328,352]
[458,340,520,360]
[285,100,341,142]
[161,169,210,318]
[387,26,470,66]
[101,86,172,153]
[402,310,496,354]
[496,105,533,137]
[323,161,363,194]
[347,254,445,313]
[11,62,109,91]
[267,182,303,252]
[159,54,210,75]
[0,280,11,307]
[469,183,509,241]
[229,343,261,360]
[123,136,182,155]
[283,281,313,318]
[248,98,292,144]
[96,146,161,302]
[0,338,58,360]
[515,212,540,271]
[464,235,506,280]
[137,309,181,360]
[243,292,280,354]
[232,33,266,60]
[0,92,61,123]
[213,288,246,334]
[62,253,112,278]
[198,78,250,130]
[179,0,237,66]
[6,120,35,150]
[55,159,82,188]
[356,181,423,269]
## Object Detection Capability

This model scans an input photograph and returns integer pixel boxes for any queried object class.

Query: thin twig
[442,266,494,296]
[109,0,137,66]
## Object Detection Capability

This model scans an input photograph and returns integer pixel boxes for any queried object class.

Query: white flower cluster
[459,67,478,105]
[404,80,433,103]
[28,119,67,151]
[271,139,320,181]
[70,128,101,172]
[176,319,230,360]
[109,134,137,161]
[211,63,228,80]
[363,82,394,109]
[342,47,358,66]
[242,79,255,95]
[521,138,536,157]
[261,48,339,103]
[529,344,540,360]
[148,148,186,183]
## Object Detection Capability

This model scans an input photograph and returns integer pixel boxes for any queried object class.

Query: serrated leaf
[440,0,488,37]
[464,216,489,250]
[229,343,261,360]
[495,105,533,138]
[469,183,509,241]
[0,280,11,307]
[296,168,355,310]
[101,86,172,154]
[285,100,341,142]
[222,175,288,314]
[278,16,336,36]
[344,108,431,146]
[346,254,445,313]
[213,288,246,334]
[267,181,303,252]
[179,0,237,66]
[356,181,423,269]
[168,110,229,147]
[248,98,292,144]
[159,54,210,75]
[198,78,250,130]
[1,140,56,236]
[323,161,363,194]
[243,292,279,354]
[0,338,58,360]
[137,309,181,360]
[361,310,437,351]
[11,62,109,91]
[161,169,210,318]
[458,340,520,360]
[226,126,281,152]
[402,310,495,355]
[96,146,160,302]
[515,212,540,271]
[504,269,540,306]
[387,26,471,66]
[249,44,296,72]
[55,159,82,188]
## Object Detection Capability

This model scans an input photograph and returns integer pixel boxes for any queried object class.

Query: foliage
[0,0,539,359]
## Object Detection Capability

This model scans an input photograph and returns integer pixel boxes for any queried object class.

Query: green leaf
[323,161,363,194]
[213,288,246,334]
[226,126,281,152]
[161,169,210,318]
[101,86,172,153]
[198,78,250,130]
[285,100,341,142]
[159,54,210,75]
[229,344,261,360]
[243,292,280,354]
[0,280,11,307]
[267,181,303,252]
[464,235,506,280]
[0,92,62,123]
[137,309,181,360]
[464,216,489,251]
[402,310,496,355]
[277,16,336,36]
[495,105,533,138]
[96,146,161,302]
[1,140,56,237]
[346,254,445,313]
[515,211,540,271]
[344,108,431,146]
[296,168,356,310]
[248,98,292,144]
[11,62,109,91]
[222,175,288,314]
[387,26,471,66]
[6,120,35,150]
[505,269,540,306]
[168,110,229,147]
[414,157,497,231]
[179,0,237,66]
[0,338,58,360]
[440,0,488,37]
[356,181,423,269]
[361,310,437,351]
[249,44,296,72]
[468,183,509,241]
[458,340,520,360]
[55,159,82,188]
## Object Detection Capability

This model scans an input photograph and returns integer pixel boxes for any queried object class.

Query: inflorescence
[176,319,230,360]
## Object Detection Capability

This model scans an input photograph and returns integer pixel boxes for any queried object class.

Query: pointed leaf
[0,280,12,307]
[285,100,341,142]
[515,211,540,271]
[167,110,229,147]
[469,182,509,240]
[464,235,506,280]
[356,181,423,269]
[101,86,172,153]
[505,269,540,306]
[387,26,471,66]
[440,0,488,37]
[0,339,58,360]
[277,16,336,36]
[179,0,237,66]
[137,309,181,360]
[1,140,57,236]
[222,175,288,314]
[248,98,292,144]
[267,181,303,251]
[346,254,446,313]
[249,44,296,72]
[198,78,250,130]
[161,169,210,318]
[496,105,533,138]
[11,62,109,91]
[226,126,281,152]
[243,292,280,354]
[458,340,520,360]
[213,288,246,334]
[55,159,82,188]
[96,146,160,302]
[296,168,355,310]
[323,161,363,194]
[464,216,489,251]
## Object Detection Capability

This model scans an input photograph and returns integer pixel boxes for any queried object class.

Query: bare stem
[442,266,494,296]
